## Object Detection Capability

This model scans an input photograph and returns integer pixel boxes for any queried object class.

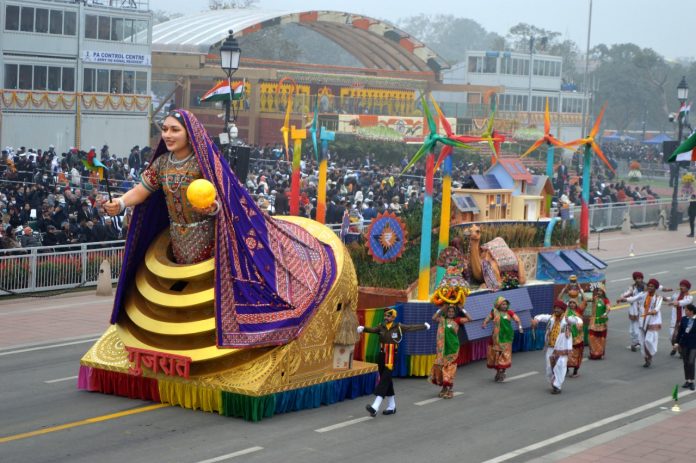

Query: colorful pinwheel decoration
[82,148,113,201]
[429,97,471,284]
[316,126,335,224]
[277,78,306,215]
[562,103,615,249]
[520,97,566,212]
[307,99,320,162]
[402,95,468,300]
[277,77,297,163]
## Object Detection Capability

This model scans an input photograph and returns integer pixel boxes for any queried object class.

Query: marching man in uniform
[358,308,430,416]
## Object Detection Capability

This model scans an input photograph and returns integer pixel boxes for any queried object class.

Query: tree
[590,43,687,133]
[209,0,258,9]
[396,15,503,64]
[506,23,561,53]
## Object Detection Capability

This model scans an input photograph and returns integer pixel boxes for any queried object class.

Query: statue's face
[162,116,189,155]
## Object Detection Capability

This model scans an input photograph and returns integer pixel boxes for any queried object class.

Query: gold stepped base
[81,216,376,396]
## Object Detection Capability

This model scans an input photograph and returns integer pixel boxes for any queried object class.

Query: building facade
[436,50,589,142]
[0,0,152,156]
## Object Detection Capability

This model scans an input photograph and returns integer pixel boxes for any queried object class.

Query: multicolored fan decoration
[562,103,614,249]
[365,212,408,264]
[402,95,469,300]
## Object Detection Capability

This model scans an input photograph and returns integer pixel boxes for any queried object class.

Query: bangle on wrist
[117,197,125,214]
[209,200,221,216]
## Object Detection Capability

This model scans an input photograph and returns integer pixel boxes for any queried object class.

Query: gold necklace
[165,152,194,194]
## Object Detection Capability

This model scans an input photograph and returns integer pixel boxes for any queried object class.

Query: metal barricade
[0,241,125,295]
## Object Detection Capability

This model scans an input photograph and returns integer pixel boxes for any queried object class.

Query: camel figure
[467,224,526,289]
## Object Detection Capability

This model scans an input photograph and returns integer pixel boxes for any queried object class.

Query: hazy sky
[148,0,696,60]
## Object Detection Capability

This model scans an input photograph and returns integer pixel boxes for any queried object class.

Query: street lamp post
[669,76,689,231]
[219,30,241,163]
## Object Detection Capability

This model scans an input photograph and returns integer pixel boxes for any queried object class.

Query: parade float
[352,96,608,378]
[78,96,608,421]
[78,113,378,422]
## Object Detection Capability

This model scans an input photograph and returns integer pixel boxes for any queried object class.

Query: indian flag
[200,81,245,102]
[668,129,696,162]
[679,102,692,118]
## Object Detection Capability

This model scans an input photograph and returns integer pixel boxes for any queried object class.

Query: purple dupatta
[111,110,336,348]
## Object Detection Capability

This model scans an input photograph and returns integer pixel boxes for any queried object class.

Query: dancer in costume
[429,247,471,398]
[482,297,524,383]
[559,275,588,344]
[588,284,610,360]
[663,280,693,356]
[619,279,663,368]
[532,300,582,394]
[429,305,471,398]
[565,299,585,378]
[358,308,430,416]
[675,304,696,391]
[619,272,645,352]
[104,109,336,348]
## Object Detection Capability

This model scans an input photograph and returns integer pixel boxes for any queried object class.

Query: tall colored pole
[436,153,452,285]
[316,153,328,223]
[316,127,334,224]
[289,125,306,216]
[545,145,555,214]
[418,150,435,300]
[580,145,591,249]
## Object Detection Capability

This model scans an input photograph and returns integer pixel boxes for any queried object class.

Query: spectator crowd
[0,137,674,251]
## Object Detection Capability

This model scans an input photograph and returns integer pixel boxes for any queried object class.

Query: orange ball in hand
[186,179,216,209]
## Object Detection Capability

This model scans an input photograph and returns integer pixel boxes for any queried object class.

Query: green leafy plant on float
[348,203,441,289]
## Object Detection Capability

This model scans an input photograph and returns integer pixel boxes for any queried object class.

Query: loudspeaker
[663,141,679,160]
[228,145,250,184]
[663,140,690,169]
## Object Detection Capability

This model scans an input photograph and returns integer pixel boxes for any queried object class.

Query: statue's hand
[192,199,220,216]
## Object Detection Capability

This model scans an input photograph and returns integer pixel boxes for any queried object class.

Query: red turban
[680,280,692,290]
[647,279,659,288]
[632,272,644,280]
[553,300,567,310]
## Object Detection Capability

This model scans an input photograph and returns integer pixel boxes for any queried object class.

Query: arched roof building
[150,8,498,146]
[152,9,450,76]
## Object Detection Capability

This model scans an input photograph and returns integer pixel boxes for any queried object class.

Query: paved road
[1,245,695,463]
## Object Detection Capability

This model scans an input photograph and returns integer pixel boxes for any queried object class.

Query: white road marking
[651,271,669,276]
[480,391,695,463]
[315,416,372,432]
[685,265,696,270]
[605,247,696,263]
[414,392,463,406]
[0,300,111,316]
[44,375,78,384]
[505,371,539,382]
[0,338,100,357]
[609,277,632,283]
[195,447,264,463]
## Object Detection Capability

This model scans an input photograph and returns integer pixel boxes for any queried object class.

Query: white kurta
[534,314,582,390]
[622,285,643,346]
[625,292,663,358]
[667,292,694,338]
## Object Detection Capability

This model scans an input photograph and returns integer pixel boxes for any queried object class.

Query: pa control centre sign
[83,51,151,66]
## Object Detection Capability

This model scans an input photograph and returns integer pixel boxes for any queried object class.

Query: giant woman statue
[104,110,336,348]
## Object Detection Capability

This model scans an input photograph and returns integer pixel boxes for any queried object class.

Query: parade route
[1,229,696,462]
